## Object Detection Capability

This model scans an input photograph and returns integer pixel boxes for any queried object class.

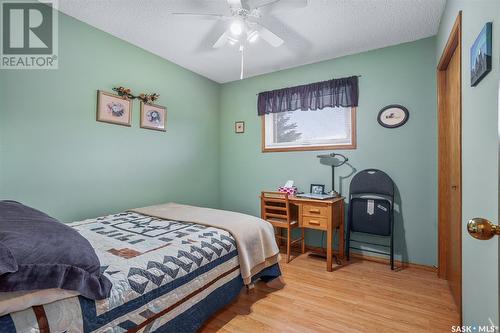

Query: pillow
[0,242,17,275]
[0,201,112,300]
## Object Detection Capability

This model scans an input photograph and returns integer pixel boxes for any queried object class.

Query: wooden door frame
[437,11,462,321]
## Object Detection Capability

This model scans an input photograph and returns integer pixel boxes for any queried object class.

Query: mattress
[0,211,281,333]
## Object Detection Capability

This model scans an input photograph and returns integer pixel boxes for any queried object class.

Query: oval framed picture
[377,105,409,128]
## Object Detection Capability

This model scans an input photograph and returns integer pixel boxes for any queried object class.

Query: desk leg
[339,201,345,260]
[327,226,333,272]
[301,227,305,254]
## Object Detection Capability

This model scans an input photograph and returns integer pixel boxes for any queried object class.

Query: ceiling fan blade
[226,0,241,6]
[213,32,229,48]
[257,25,284,47]
[255,0,308,11]
[167,0,231,16]
[226,0,250,10]
[170,12,228,20]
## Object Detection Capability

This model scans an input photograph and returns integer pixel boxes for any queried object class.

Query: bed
[0,206,281,333]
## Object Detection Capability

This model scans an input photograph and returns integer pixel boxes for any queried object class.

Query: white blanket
[0,289,78,316]
[130,203,280,284]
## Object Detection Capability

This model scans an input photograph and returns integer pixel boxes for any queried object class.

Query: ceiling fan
[170,0,309,79]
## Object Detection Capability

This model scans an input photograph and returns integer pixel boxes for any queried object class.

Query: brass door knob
[467,218,500,240]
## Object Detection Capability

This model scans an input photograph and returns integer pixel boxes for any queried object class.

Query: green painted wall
[0,4,441,269]
[0,11,221,222]
[219,37,438,266]
[1,1,498,324]
[436,0,500,326]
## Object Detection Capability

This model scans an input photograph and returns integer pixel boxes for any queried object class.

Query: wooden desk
[288,196,345,272]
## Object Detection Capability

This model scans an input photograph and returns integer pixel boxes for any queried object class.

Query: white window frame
[261,107,357,152]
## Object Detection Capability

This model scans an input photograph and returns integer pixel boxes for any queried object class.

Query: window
[262,107,356,152]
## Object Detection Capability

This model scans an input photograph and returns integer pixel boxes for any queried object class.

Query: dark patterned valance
[257,76,359,116]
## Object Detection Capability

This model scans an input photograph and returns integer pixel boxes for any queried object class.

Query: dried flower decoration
[112,87,160,104]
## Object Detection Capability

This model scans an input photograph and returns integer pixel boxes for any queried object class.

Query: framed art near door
[470,22,492,87]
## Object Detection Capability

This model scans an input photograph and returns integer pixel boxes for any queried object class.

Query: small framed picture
[470,22,492,87]
[310,184,325,195]
[235,121,245,134]
[96,90,132,127]
[140,102,166,132]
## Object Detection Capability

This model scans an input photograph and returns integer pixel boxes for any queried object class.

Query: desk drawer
[303,204,329,218]
[302,216,328,230]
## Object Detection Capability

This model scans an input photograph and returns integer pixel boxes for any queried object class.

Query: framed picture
[377,104,409,128]
[96,90,132,126]
[140,102,166,132]
[470,22,492,87]
[235,121,245,134]
[310,184,325,195]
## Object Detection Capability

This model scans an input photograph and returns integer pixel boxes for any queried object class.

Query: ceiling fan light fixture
[247,30,259,43]
[229,19,244,36]
[227,36,239,45]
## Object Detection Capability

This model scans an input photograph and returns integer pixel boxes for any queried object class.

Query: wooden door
[445,40,462,311]
[437,13,462,321]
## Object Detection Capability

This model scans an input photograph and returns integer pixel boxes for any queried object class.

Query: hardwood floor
[201,254,459,333]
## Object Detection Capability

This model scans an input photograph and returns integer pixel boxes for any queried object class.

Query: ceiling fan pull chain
[239,45,245,80]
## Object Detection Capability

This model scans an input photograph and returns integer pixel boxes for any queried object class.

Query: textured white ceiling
[57,0,446,83]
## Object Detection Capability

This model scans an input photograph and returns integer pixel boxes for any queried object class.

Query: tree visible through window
[275,112,302,143]
[263,107,355,152]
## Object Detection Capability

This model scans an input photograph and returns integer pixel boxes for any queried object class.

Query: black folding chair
[345,169,395,270]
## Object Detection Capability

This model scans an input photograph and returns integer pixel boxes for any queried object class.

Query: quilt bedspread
[0,211,262,333]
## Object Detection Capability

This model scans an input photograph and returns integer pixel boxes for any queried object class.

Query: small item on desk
[328,190,340,198]
[296,193,336,200]
[310,184,325,195]
[278,180,297,196]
